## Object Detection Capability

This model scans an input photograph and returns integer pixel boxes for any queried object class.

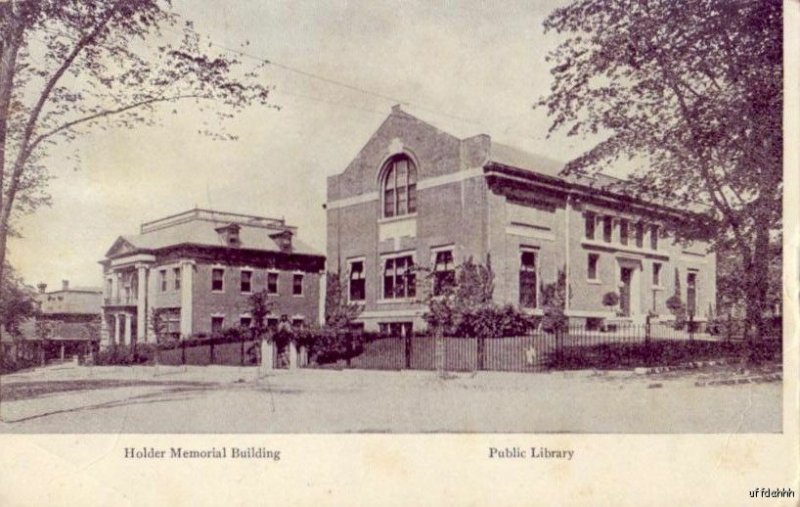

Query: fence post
[181,340,186,365]
[645,315,651,345]
[404,330,412,369]
[240,335,246,367]
[689,313,694,341]
[434,326,445,377]
[477,336,485,371]
[346,332,353,368]
[209,340,215,364]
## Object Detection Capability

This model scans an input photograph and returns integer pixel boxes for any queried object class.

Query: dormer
[269,230,293,253]
[215,223,242,247]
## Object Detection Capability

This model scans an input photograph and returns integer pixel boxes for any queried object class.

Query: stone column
[136,264,148,343]
[180,260,194,339]
[114,314,123,346]
[124,313,132,346]
[288,341,298,369]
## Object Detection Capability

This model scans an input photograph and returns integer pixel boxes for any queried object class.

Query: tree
[538,0,781,341]
[540,267,569,333]
[324,272,362,330]
[0,0,274,291]
[248,289,274,341]
[0,264,36,337]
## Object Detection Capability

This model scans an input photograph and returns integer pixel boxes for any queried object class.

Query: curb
[633,359,735,375]
[694,374,783,387]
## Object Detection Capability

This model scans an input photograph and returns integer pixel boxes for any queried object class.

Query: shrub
[457,305,537,338]
[602,291,620,308]
[96,344,155,365]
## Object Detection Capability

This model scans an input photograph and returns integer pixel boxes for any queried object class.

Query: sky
[9,0,600,290]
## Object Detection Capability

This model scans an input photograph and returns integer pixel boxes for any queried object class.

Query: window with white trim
[267,272,278,295]
[383,255,415,299]
[173,267,181,291]
[584,212,596,240]
[292,273,304,296]
[603,216,613,243]
[159,269,167,292]
[620,219,629,246]
[652,262,662,287]
[348,260,365,301]
[587,253,599,280]
[519,249,538,309]
[382,157,417,218]
[432,249,455,296]
[240,269,252,293]
[211,268,224,292]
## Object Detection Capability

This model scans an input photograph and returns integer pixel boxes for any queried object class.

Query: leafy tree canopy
[538,0,782,337]
[0,0,275,288]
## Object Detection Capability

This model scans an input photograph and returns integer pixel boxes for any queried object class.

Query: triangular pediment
[105,236,139,258]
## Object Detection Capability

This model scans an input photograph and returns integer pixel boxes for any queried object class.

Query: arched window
[382,157,417,218]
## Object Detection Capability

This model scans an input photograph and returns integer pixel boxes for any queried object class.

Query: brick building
[100,209,325,347]
[326,106,716,332]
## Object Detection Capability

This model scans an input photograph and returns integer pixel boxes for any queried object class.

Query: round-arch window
[382,157,417,218]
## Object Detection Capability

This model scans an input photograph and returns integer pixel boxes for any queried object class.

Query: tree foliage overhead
[0,0,275,289]
[538,0,782,338]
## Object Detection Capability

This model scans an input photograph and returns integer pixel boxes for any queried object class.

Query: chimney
[62,280,69,291]
[37,283,47,294]
[269,230,293,253]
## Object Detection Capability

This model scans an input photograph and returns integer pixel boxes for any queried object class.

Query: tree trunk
[744,214,770,344]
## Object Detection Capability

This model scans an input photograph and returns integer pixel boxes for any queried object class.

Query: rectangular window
[432,249,455,296]
[240,270,252,293]
[267,272,278,294]
[211,268,224,292]
[211,316,224,334]
[635,222,644,248]
[159,269,167,292]
[584,213,596,240]
[519,250,538,309]
[620,219,629,246]
[587,253,599,280]
[173,267,181,291]
[291,318,304,328]
[240,316,252,328]
[293,273,304,296]
[603,216,613,243]
[650,225,659,250]
[349,260,366,301]
[383,255,415,299]
[652,262,662,286]
[267,317,279,330]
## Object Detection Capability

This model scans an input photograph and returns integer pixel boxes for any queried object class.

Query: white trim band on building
[325,167,485,210]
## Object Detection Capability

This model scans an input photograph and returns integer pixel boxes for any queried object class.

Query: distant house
[1,280,102,365]
[99,209,325,347]
[326,106,717,333]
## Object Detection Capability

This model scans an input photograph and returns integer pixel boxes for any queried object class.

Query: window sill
[586,279,603,285]
[292,294,304,298]
[521,308,545,316]
[211,290,225,294]
[377,298,417,305]
[378,213,418,225]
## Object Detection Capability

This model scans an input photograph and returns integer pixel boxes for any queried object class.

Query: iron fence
[305,318,781,373]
